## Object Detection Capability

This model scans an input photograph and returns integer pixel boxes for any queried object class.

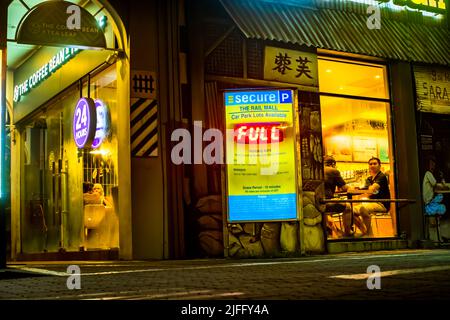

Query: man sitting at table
[323,155,362,237]
[345,157,391,237]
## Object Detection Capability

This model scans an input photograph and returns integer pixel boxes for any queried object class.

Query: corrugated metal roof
[220,0,450,65]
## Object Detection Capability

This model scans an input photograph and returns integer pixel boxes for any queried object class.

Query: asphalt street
[1,249,450,300]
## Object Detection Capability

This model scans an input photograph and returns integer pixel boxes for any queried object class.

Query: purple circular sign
[73,97,97,148]
[91,99,109,149]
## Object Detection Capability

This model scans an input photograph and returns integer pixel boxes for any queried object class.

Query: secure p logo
[66,265,81,290]
[367,265,381,290]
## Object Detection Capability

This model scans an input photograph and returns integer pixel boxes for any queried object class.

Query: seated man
[323,155,354,237]
[345,157,390,237]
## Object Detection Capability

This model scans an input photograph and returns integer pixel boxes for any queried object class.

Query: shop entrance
[18,65,120,258]
[22,114,67,253]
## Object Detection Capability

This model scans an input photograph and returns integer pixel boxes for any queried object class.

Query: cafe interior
[318,57,397,240]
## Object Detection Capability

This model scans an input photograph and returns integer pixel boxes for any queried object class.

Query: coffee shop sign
[13,47,80,103]
[376,0,446,13]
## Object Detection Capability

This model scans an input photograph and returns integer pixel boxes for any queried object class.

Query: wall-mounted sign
[73,98,97,149]
[225,89,298,222]
[131,70,157,99]
[264,46,318,88]
[92,99,110,149]
[414,66,450,114]
[16,1,106,49]
[13,47,81,102]
[377,0,446,14]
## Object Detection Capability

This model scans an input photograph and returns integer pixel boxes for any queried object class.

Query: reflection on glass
[20,64,118,254]
[318,58,389,99]
[320,96,396,240]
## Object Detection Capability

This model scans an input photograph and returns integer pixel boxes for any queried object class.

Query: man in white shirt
[423,157,447,216]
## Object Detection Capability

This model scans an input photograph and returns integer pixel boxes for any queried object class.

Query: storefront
[414,65,450,241]
[5,0,136,260]
[184,0,449,257]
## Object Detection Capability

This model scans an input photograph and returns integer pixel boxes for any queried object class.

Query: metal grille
[206,29,244,77]
[82,150,117,197]
[247,39,263,79]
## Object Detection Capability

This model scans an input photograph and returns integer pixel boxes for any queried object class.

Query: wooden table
[321,194,416,236]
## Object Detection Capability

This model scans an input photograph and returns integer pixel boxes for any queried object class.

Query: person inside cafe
[83,182,112,207]
[323,155,364,237]
[423,156,448,216]
[344,157,391,237]
[92,183,113,207]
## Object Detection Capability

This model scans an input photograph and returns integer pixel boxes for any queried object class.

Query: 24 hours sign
[224,89,298,222]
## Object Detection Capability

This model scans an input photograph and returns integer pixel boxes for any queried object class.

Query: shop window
[319,58,389,99]
[19,64,119,255]
[319,58,397,240]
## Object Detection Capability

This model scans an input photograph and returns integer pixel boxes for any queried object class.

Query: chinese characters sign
[414,66,450,114]
[224,89,298,222]
[264,46,318,87]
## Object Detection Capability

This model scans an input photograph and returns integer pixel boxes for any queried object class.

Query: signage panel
[414,66,450,114]
[16,1,106,49]
[225,89,298,222]
[92,99,109,149]
[264,46,318,88]
[73,97,97,149]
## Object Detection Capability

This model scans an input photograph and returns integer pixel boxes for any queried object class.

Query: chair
[324,211,345,238]
[426,214,442,243]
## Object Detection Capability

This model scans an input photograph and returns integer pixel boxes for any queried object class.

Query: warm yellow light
[89,149,111,156]
[375,75,381,79]
[326,69,332,73]
[339,86,344,90]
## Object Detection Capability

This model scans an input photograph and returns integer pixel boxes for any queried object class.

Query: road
[1,249,449,300]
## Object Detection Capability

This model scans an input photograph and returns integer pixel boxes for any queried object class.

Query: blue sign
[228,194,297,221]
[91,99,109,149]
[73,97,97,148]
[225,90,293,106]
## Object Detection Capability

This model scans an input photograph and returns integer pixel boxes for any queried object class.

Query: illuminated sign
[73,97,97,149]
[13,47,80,102]
[234,123,284,144]
[91,99,109,149]
[225,89,298,222]
[352,0,447,13]
[15,1,106,49]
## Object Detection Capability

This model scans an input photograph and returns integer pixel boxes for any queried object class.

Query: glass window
[318,58,389,99]
[20,64,118,254]
[319,59,396,240]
